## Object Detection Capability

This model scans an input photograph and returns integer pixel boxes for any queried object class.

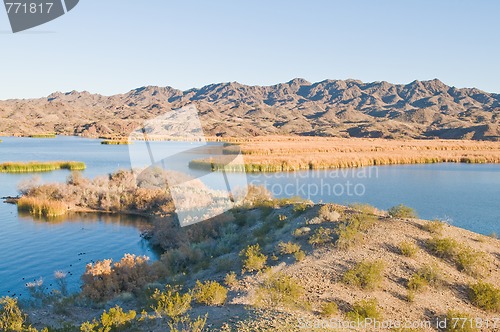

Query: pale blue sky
[1,0,499,99]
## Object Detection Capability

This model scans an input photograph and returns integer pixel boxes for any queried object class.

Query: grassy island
[0,161,86,173]
[100,140,132,145]
[28,133,57,138]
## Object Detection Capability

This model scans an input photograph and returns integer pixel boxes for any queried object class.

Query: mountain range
[1,78,499,140]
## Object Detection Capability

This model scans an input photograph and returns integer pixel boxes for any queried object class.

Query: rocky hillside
[1,78,499,140]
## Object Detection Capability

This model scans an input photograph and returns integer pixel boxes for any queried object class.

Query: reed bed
[17,197,67,218]
[29,133,57,138]
[189,137,500,172]
[0,161,86,173]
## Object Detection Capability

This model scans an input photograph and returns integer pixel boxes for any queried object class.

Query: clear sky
[1,0,499,100]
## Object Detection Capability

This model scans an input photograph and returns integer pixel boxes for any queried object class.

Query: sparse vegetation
[17,197,67,218]
[320,302,339,317]
[308,227,334,246]
[398,241,418,257]
[150,287,192,320]
[0,297,36,332]
[343,260,385,290]
[468,282,500,312]
[192,280,228,306]
[277,241,301,255]
[0,161,85,173]
[388,204,418,219]
[81,306,136,332]
[224,272,238,288]
[254,273,305,309]
[29,133,56,138]
[101,140,131,145]
[443,310,478,332]
[240,244,267,273]
[424,219,446,234]
[346,299,382,322]
[407,265,441,293]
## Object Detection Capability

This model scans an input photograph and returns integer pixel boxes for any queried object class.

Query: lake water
[0,136,499,297]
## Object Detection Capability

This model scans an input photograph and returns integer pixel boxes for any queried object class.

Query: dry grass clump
[192,280,228,306]
[0,161,85,173]
[398,241,419,257]
[407,264,441,293]
[277,241,301,255]
[442,310,478,332]
[343,260,385,290]
[17,197,67,218]
[424,219,446,234]
[346,298,382,322]
[468,282,500,312]
[308,227,334,247]
[319,302,339,317]
[335,210,377,250]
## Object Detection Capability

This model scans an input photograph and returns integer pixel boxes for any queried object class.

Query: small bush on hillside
[443,310,478,332]
[81,306,136,332]
[293,202,312,215]
[408,264,441,293]
[293,227,311,237]
[277,241,301,255]
[193,280,228,306]
[308,227,333,246]
[346,299,382,322]
[224,272,238,289]
[468,282,500,312]
[398,241,418,257]
[240,244,267,273]
[254,273,305,309]
[320,302,339,317]
[343,260,385,290]
[0,297,36,332]
[294,250,306,262]
[335,222,363,250]
[348,203,377,215]
[424,219,445,234]
[388,204,418,219]
[426,237,459,259]
[150,287,192,320]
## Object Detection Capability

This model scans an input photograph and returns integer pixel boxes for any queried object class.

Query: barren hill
[1,78,499,140]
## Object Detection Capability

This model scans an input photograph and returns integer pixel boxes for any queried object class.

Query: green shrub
[388,204,417,219]
[308,227,333,246]
[240,244,267,273]
[398,241,418,257]
[455,247,488,278]
[343,260,385,290]
[443,310,478,332]
[468,282,500,312]
[407,274,428,293]
[0,297,36,332]
[150,287,192,320]
[81,306,136,332]
[348,203,377,215]
[254,273,305,309]
[192,280,228,306]
[346,299,382,322]
[167,314,207,332]
[277,241,301,255]
[408,264,441,293]
[320,302,339,317]
[335,222,363,250]
[423,219,445,234]
[293,202,311,215]
[426,237,459,259]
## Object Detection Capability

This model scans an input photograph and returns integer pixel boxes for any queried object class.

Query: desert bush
[167,314,207,332]
[424,219,445,234]
[443,310,478,332]
[81,306,136,332]
[468,282,500,312]
[308,227,333,246]
[398,241,418,257]
[426,237,489,277]
[346,299,382,322]
[81,254,157,302]
[240,244,267,273]
[224,272,238,288]
[407,265,441,293]
[335,222,363,250]
[343,260,385,290]
[293,227,311,237]
[160,245,204,275]
[277,241,301,255]
[426,237,459,259]
[293,202,311,215]
[151,287,192,320]
[254,273,305,309]
[192,280,228,306]
[294,250,306,262]
[0,297,37,332]
[320,302,339,317]
[388,204,417,219]
[348,203,377,215]
[318,204,341,221]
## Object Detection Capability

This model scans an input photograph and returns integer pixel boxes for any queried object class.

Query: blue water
[0,136,499,298]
